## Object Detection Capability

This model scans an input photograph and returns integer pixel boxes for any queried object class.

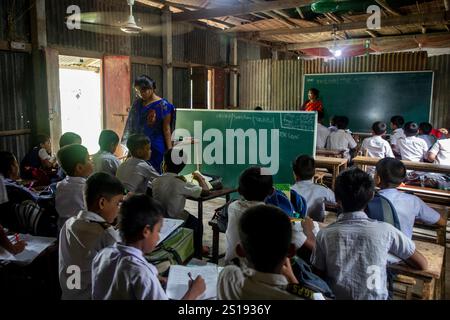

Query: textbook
[183,171,214,190]
[166,265,219,300]
[157,218,184,246]
[0,234,56,266]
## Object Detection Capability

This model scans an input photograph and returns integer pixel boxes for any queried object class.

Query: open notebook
[157,218,184,246]
[166,265,220,300]
[0,234,56,266]
[183,171,214,190]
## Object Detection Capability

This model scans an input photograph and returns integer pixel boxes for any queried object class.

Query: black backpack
[365,192,401,230]
[212,199,237,233]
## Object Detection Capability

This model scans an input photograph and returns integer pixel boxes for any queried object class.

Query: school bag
[212,199,237,233]
[365,192,401,230]
[291,256,335,299]
[145,227,194,273]
[265,189,308,218]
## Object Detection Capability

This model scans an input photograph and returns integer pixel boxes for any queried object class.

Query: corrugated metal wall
[0,0,30,41]
[428,55,450,129]
[237,40,271,63]
[0,51,33,160]
[130,63,163,101]
[239,52,450,128]
[173,67,190,109]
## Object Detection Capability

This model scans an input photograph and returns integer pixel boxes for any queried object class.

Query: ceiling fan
[65,0,193,36]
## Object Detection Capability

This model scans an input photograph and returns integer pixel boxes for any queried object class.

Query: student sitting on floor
[59,172,124,300]
[291,155,335,222]
[397,122,429,162]
[418,122,437,150]
[311,168,427,300]
[152,148,210,258]
[92,194,205,300]
[56,132,82,180]
[55,144,94,231]
[219,204,319,300]
[325,116,357,160]
[376,158,446,239]
[225,166,316,265]
[389,115,406,157]
[428,128,450,165]
[92,130,121,176]
[316,111,330,149]
[116,134,159,194]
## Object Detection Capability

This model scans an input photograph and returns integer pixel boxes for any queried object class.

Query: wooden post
[230,37,238,108]
[162,7,173,103]
[272,48,279,60]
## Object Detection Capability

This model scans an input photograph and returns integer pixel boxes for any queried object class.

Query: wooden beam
[296,7,305,19]
[245,11,450,37]
[172,0,316,22]
[375,0,402,16]
[0,40,32,52]
[162,7,173,102]
[0,129,32,137]
[283,31,450,50]
[230,37,238,108]
[366,30,379,38]
[444,0,450,11]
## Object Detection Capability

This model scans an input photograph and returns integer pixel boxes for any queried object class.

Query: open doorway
[58,55,102,154]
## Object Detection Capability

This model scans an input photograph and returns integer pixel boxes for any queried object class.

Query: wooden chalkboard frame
[302,71,434,134]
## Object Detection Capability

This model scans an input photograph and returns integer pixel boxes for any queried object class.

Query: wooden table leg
[197,200,204,256]
[422,278,435,300]
[211,226,219,264]
[332,165,338,190]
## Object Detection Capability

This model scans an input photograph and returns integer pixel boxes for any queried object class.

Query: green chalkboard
[303,72,433,133]
[174,110,317,190]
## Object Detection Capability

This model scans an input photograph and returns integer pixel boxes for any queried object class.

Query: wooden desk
[315,156,348,190]
[397,184,450,206]
[353,156,450,174]
[413,204,448,246]
[316,148,345,158]
[186,188,237,255]
[388,241,445,300]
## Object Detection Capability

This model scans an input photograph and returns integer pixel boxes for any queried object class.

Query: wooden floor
[186,198,450,300]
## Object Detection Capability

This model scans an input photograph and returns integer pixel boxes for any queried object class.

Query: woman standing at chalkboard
[300,88,323,112]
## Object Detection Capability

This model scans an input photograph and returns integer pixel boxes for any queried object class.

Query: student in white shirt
[389,115,406,156]
[291,155,335,222]
[153,148,210,258]
[316,111,330,149]
[92,130,121,176]
[56,132,82,180]
[328,115,338,133]
[312,168,428,300]
[375,158,446,239]
[116,134,159,194]
[326,116,357,160]
[361,121,394,174]
[397,122,429,162]
[92,194,205,300]
[56,144,94,231]
[59,172,124,300]
[219,205,321,300]
[428,129,450,165]
[418,122,437,150]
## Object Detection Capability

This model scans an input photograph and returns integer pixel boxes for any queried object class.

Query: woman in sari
[300,88,323,112]
[122,75,175,173]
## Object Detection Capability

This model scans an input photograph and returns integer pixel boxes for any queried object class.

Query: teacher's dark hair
[309,88,319,97]
[134,75,156,90]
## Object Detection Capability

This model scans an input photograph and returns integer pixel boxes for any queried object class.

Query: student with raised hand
[56,144,94,231]
[311,168,427,300]
[92,130,121,176]
[153,148,209,258]
[389,115,406,156]
[325,116,357,160]
[92,194,205,300]
[428,128,450,165]
[59,172,124,300]
[219,204,319,300]
[116,134,159,194]
[418,122,437,150]
[375,158,446,239]
[397,122,429,162]
[291,155,335,222]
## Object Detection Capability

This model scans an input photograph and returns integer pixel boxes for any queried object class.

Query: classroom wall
[0,0,30,42]
[239,52,450,129]
[0,51,33,160]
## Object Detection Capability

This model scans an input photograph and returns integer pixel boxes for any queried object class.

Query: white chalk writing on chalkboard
[280,114,314,132]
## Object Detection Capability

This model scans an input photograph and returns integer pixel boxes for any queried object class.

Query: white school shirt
[92,243,168,300]
[397,136,429,162]
[225,200,265,264]
[38,147,53,161]
[152,173,203,221]
[390,128,405,153]
[55,176,87,231]
[59,210,121,300]
[316,123,330,149]
[361,135,394,159]
[378,188,441,239]
[417,134,436,150]
[116,157,159,193]
[326,129,357,159]
[291,180,335,222]
[429,138,450,165]
[92,150,121,176]
[0,174,8,205]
